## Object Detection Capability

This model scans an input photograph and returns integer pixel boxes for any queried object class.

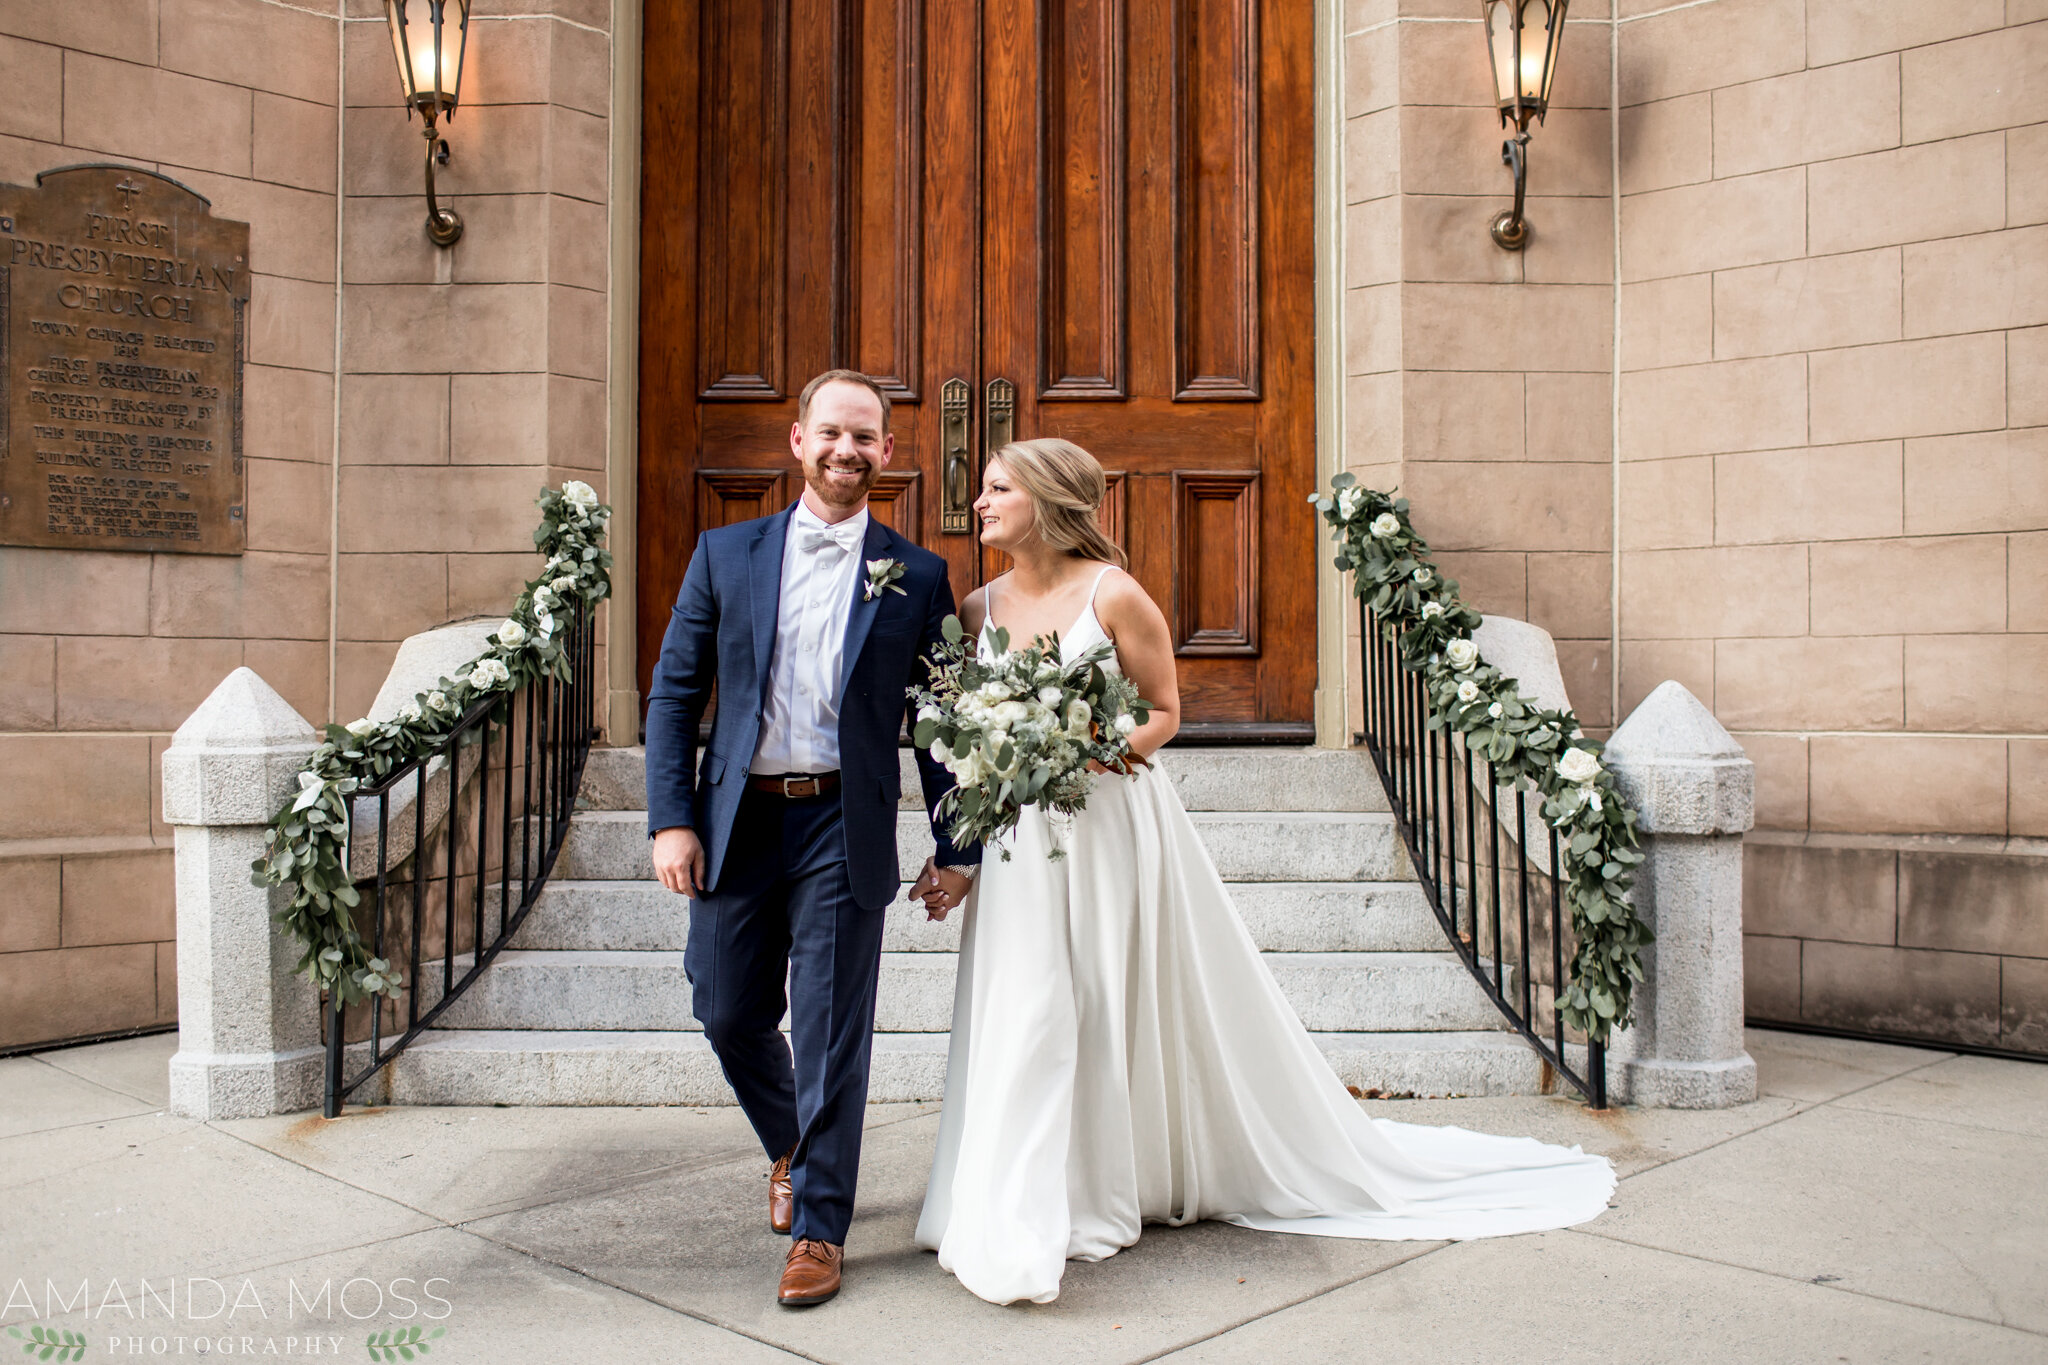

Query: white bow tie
[799,526,858,556]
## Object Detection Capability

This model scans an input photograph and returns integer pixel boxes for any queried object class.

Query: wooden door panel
[695,0,787,399]
[844,0,924,400]
[1041,0,1127,400]
[1171,470,1259,655]
[1174,0,1261,400]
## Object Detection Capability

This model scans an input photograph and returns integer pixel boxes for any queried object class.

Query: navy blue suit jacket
[643,505,978,909]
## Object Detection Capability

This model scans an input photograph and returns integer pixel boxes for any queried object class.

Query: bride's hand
[1086,759,1112,774]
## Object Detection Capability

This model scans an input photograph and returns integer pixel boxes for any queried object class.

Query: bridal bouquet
[911,617,1154,859]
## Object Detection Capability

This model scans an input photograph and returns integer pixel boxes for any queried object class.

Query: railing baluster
[1551,824,1566,1066]
[1487,759,1503,997]
[1515,784,1532,1023]
[410,764,426,1029]
[373,791,389,1065]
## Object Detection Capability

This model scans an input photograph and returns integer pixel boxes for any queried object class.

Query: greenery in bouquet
[1310,474,1649,1043]
[250,482,613,1004]
[911,616,1155,860]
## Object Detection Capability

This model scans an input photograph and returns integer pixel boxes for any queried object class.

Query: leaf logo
[6,1325,88,1362]
[365,1325,447,1361]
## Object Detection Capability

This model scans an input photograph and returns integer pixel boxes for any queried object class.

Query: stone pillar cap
[1604,681,1753,835]
[164,668,318,826]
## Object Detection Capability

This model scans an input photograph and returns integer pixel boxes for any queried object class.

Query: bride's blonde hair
[988,438,1126,569]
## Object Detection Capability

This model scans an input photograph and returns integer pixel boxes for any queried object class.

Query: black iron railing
[1358,605,1606,1106]
[322,606,599,1116]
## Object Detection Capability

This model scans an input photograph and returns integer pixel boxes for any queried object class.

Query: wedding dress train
[912,572,1616,1306]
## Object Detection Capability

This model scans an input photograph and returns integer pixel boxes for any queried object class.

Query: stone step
[381,1028,1551,1106]
[511,879,1446,954]
[580,745,1390,815]
[555,809,1410,884]
[428,948,1504,1034]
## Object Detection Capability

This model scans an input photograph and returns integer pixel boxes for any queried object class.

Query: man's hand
[909,857,972,921]
[652,827,707,898]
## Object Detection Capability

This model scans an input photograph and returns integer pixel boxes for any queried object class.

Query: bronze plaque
[0,164,251,554]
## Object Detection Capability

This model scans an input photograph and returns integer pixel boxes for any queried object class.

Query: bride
[908,438,1617,1307]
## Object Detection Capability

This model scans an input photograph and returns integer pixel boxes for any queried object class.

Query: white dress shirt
[750,502,868,775]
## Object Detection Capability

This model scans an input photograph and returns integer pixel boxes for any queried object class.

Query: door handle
[985,376,1015,457]
[940,377,972,534]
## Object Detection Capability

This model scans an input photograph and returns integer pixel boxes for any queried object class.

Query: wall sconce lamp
[1480,0,1568,251]
[385,0,470,248]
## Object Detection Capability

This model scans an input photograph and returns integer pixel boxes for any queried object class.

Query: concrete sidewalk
[3,1028,2043,1363]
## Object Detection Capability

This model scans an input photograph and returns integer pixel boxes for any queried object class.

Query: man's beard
[805,457,879,508]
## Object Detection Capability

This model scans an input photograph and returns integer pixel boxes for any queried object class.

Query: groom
[645,369,977,1307]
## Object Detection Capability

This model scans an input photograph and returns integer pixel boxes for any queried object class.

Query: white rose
[563,480,599,509]
[534,612,555,642]
[533,587,557,611]
[1413,567,1433,586]
[928,740,950,765]
[1369,512,1401,539]
[1337,486,1366,519]
[550,575,577,595]
[1114,713,1137,736]
[917,704,942,723]
[468,657,511,691]
[994,701,1030,727]
[1456,680,1482,706]
[1444,638,1480,672]
[496,618,527,648]
[1487,701,1504,719]
[1588,790,1604,814]
[1556,747,1603,785]
[345,717,376,737]
[1065,698,1091,729]
[427,690,450,712]
[397,701,424,725]
[1038,686,1063,707]
[1421,601,1445,620]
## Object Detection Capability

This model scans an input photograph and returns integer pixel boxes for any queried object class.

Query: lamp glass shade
[1481,0,1568,129]
[385,0,469,119]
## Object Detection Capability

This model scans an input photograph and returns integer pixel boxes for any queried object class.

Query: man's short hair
[797,369,892,432]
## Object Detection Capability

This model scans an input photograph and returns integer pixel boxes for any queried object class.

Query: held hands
[911,857,973,921]
[652,827,707,898]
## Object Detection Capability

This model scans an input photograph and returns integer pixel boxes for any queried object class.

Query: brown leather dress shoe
[777,1238,842,1307]
[768,1148,795,1235]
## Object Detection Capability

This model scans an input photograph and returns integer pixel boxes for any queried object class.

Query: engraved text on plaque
[1,164,252,554]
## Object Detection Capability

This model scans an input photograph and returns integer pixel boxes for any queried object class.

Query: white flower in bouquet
[1115,713,1137,735]
[397,701,424,725]
[534,612,555,642]
[1064,698,1092,736]
[426,690,451,713]
[1456,679,1482,706]
[1421,601,1445,620]
[469,657,511,691]
[345,717,376,738]
[496,617,528,648]
[1038,685,1063,706]
[1487,701,1504,719]
[1337,486,1366,520]
[1445,638,1480,672]
[1370,511,1401,538]
[534,586,557,610]
[1556,747,1603,786]
[563,480,599,510]
[550,574,577,595]
[1413,567,1433,586]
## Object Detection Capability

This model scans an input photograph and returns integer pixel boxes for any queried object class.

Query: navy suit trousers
[684,786,888,1246]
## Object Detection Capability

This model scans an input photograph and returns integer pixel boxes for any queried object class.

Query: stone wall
[1335,0,2047,1054]
[0,0,615,1051]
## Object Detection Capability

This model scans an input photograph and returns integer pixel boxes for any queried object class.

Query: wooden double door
[639,0,1315,737]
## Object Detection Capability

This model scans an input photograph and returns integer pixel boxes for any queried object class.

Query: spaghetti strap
[1085,564,1115,607]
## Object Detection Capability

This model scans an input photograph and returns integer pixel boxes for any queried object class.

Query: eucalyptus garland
[1310,475,1649,1042]
[249,482,613,1004]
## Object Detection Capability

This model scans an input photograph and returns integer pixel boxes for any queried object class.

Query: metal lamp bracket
[421,115,463,248]
[1490,131,1531,251]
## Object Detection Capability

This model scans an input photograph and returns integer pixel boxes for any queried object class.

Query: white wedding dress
[912,569,1617,1306]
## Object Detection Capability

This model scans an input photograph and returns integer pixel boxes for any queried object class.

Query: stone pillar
[163,668,324,1120]
[1602,681,1759,1109]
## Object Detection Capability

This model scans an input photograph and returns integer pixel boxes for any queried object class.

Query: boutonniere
[864,557,908,601]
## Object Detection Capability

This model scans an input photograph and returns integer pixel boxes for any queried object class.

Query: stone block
[1619,638,1712,719]
[242,640,329,727]
[1713,442,1903,546]
[1619,274,1712,372]
[254,92,338,194]
[548,194,609,292]
[1742,933,1800,1021]
[1712,248,1902,360]
[1397,196,1519,287]
[0,634,54,730]
[0,34,61,143]
[1403,107,1612,200]
[336,554,449,645]
[549,106,609,203]
[1397,461,1612,553]
[1805,0,2002,66]
[1901,22,2048,143]
[344,104,548,197]
[1807,133,2006,255]
[244,455,333,554]
[1521,195,1617,288]
[0,944,159,1051]
[1742,834,1897,945]
[1899,843,2048,958]
[2014,532,2048,633]
[1621,168,1806,282]
[1342,25,1396,119]
[64,52,252,177]
[334,641,400,723]
[1346,198,1398,288]
[2015,739,2048,839]
[447,552,539,620]
[55,636,245,732]
[1618,94,1710,195]
[1344,108,1399,205]
[1618,0,1802,104]
[338,465,552,554]
[460,14,553,105]
[2011,124,2048,228]
[1739,733,1808,830]
[1904,635,2048,734]
[161,0,337,103]
[343,282,549,374]
[1811,334,2007,445]
[248,272,338,372]
[1800,939,2000,1046]
[1551,640,1612,730]
[0,735,153,839]
[1524,372,1609,464]
[341,373,449,466]
[1810,534,2006,636]
[1620,456,1714,550]
[1620,545,1809,639]
[1418,550,1525,618]
[60,846,176,947]
[0,856,61,952]
[1401,369,1523,462]
[2002,956,2048,1053]
[149,551,332,640]
[547,375,608,472]
[1525,552,1611,640]
[550,18,611,117]
[1904,226,2048,338]
[1711,55,1899,179]
[0,0,158,64]
[1713,636,1903,732]
[1809,735,2007,837]
[1344,283,1400,375]
[1620,355,1806,461]
[245,363,334,466]
[451,372,549,464]
[548,282,607,380]
[0,547,151,636]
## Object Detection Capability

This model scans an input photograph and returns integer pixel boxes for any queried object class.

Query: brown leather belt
[746,771,840,799]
